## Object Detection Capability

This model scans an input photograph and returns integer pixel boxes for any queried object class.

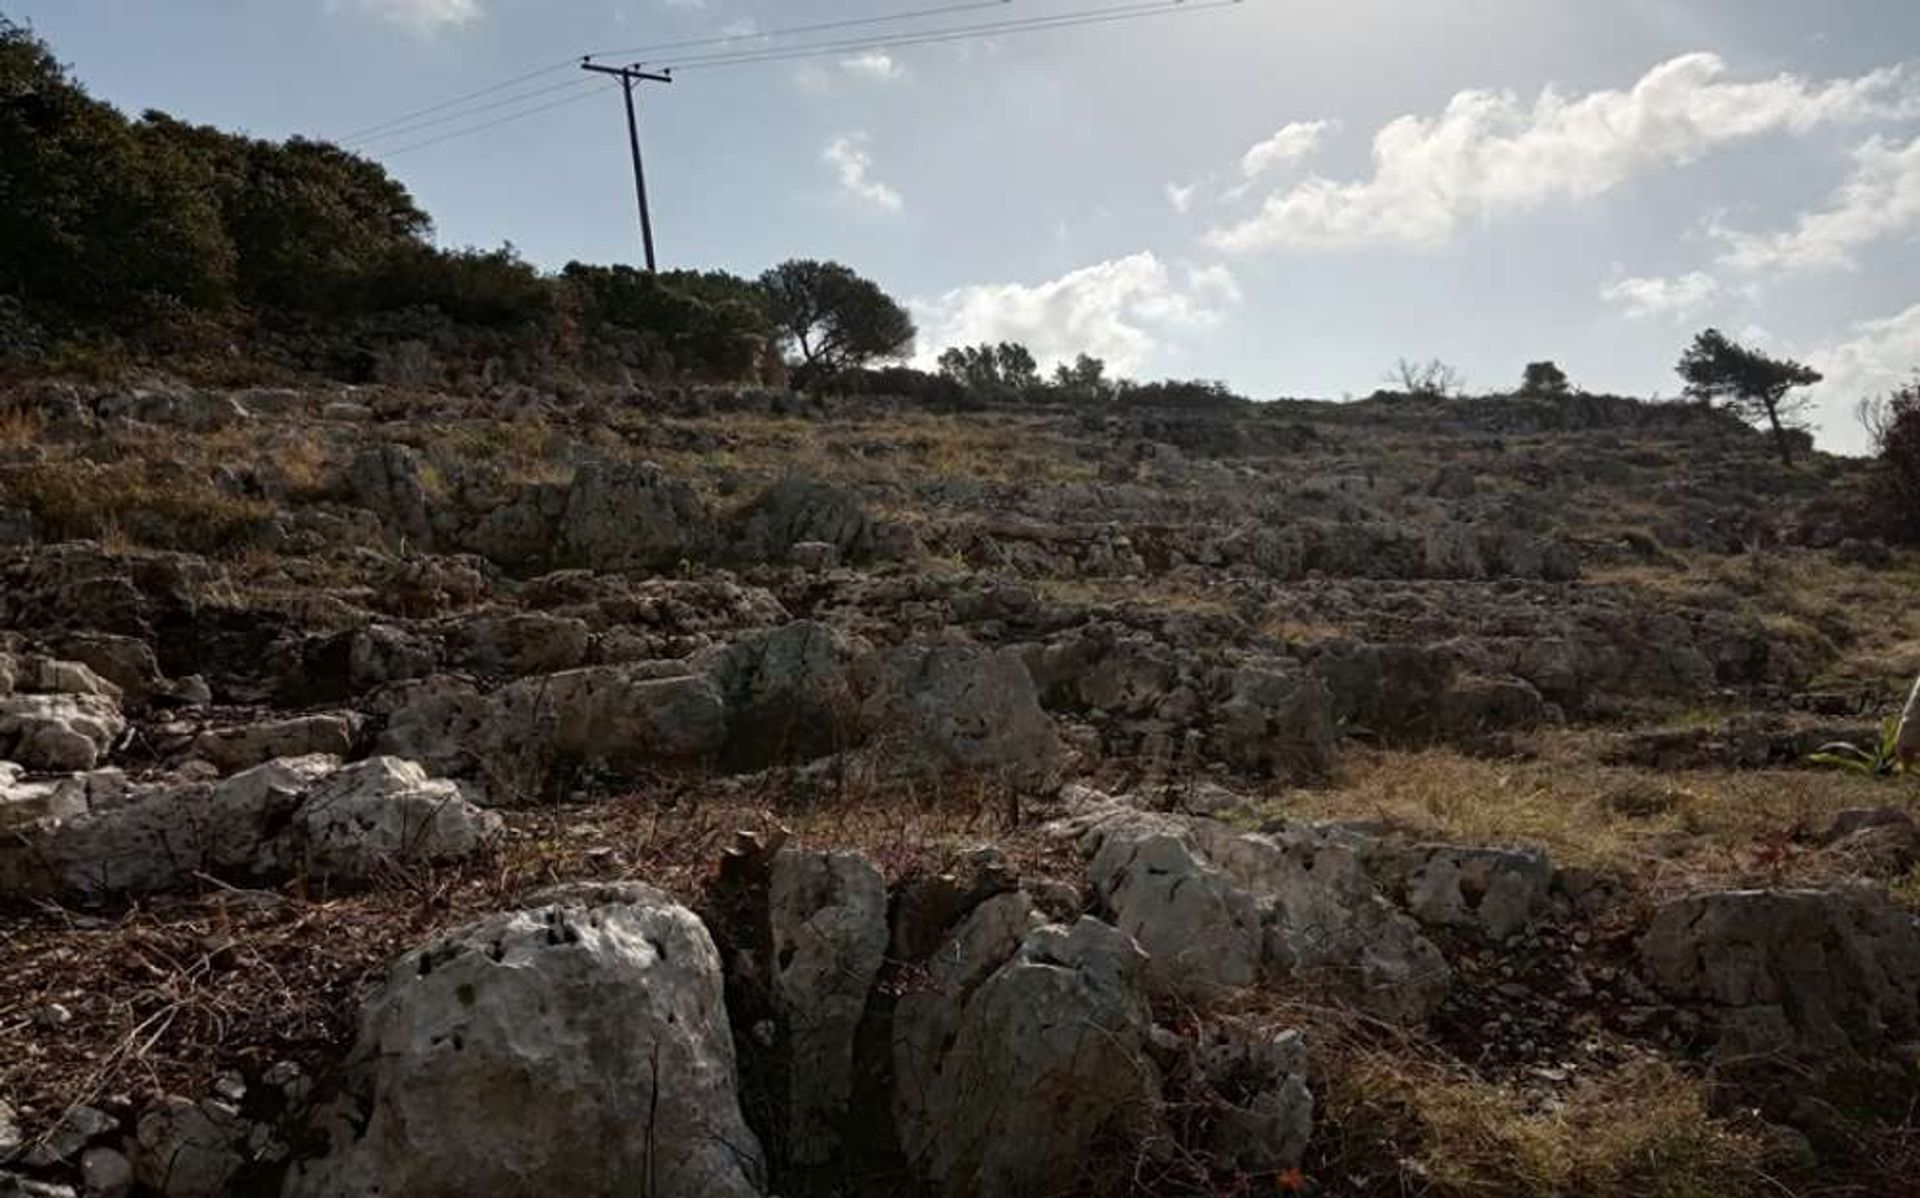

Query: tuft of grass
[1320,1051,1777,1198]
[1,460,274,553]
[1275,739,1919,888]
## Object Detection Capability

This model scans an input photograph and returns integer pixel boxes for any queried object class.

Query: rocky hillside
[1,377,1917,1197]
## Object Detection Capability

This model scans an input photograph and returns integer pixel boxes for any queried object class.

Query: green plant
[1809,717,1907,777]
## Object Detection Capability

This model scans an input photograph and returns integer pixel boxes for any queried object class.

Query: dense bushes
[0,17,781,384]
[1862,381,1920,544]
[563,264,770,378]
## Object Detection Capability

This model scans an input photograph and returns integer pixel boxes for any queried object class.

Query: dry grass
[0,405,46,448]
[1270,739,1919,892]
[1589,547,1920,693]
[1317,1049,1779,1198]
[0,459,274,554]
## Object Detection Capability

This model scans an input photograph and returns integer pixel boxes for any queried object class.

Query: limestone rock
[133,1096,245,1198]
[858,644,1064,787]
[561,461,716,572]
[285,884,765,1198]
[0,755,498,897]
[912,917,1164,1197]
[1361,841,1554,940]
[0,693,124,771]
[190,713,360,774]
[766,850,887,1165]
[1639,887,1920,1079]
[1062,799,1450,1023]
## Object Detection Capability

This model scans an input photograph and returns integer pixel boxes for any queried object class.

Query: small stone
[33,1003,72,1028]
[79,1146,132,1198]
[22,1105,116,1167]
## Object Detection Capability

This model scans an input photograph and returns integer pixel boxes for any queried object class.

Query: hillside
[2,373,1918,1197]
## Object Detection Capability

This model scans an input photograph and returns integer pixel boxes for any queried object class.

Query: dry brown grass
[0,459,274,554]
[1269,739,1919,893]
[0,405,46,448]
[1317,1049,1779,1198]
[1590,547,1920,693]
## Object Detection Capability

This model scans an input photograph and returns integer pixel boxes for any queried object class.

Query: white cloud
[330,0,479,29]
[1807,302,1920,454]
[1209,53,1920,254]
[912,253,1239,375]
[839,51,905,81]
[1713,134,1920,272]
[1165,181,1200,214]
[823,133,903,212]
[1599,270,1723,321]
[1240,119,1333,179]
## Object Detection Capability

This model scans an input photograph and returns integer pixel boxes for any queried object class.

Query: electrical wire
[340,60,578,142]
[663,0,1238,72]
[347,0,1014,144]
[371,0,1244,158]
[348,76,601,147]
[583,0,1014,61]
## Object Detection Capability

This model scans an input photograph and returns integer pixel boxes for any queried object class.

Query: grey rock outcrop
[285,883,765,1198]
[0,755,497,897]
[858,643,1064,787]
[0,653,126,771]
[561,461,716,571]
[763,849,888,1165]
[1356,840,1554,940]
[893,907,1165,1198]
[1161,1019,1313,1174]
[1639,887,1920,1079]
[190,713,360,774]
[1060,798,1450,1022]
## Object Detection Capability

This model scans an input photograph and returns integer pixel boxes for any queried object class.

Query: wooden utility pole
[581,59,673,272]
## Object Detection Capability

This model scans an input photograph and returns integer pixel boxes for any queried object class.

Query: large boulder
[705,621,861,770]
[1212,666,1335,780]
[0,693,123,771]
[894,908,1165,1198]
[286,883,765,1198]
[0,755,497,898]
[1638,887,1920,1081]
[561,461,716,572]
[1355,840,1554,941]
[0,653,126,771]
[709,840,889,1169]
[484,665,728,775]
[1060,798,1451,1023]
[730,477,897,565]
[858,644,1065,788]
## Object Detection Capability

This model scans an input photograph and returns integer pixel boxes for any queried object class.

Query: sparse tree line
[4,16,1917,540]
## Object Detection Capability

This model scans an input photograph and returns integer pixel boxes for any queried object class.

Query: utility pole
[581,58,672,272]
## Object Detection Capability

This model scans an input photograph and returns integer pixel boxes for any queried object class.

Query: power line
[349,76,600,147]
[371,0,1245,158]
[346,1,1015,145]
[380,87,607,156]
[340,60,577,142]
[584,0,1014,61]
[664,0,1239,72]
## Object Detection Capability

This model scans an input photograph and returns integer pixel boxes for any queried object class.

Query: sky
[11,0,1920,453]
